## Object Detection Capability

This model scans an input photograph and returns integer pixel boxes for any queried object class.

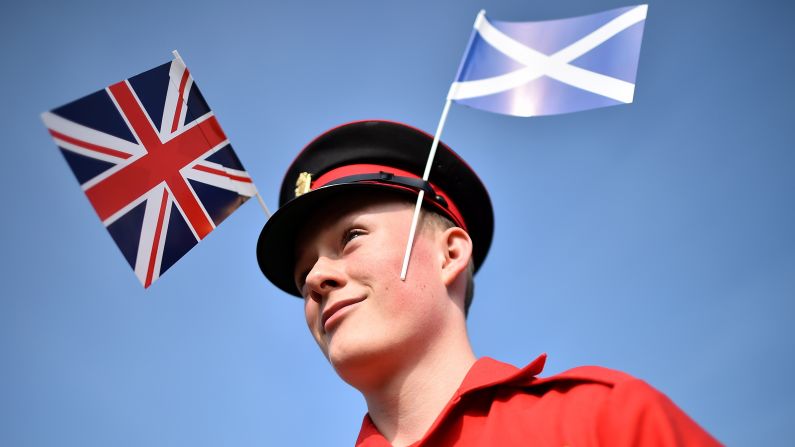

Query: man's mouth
[321,297,366,332]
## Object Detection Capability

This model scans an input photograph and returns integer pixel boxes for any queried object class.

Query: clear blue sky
[2,0,793,445]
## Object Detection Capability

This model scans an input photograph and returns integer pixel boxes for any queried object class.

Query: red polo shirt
[355,355,720,446]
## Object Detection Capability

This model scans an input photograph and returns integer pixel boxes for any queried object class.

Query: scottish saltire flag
[448,5,648,117]
[41,55,258,288]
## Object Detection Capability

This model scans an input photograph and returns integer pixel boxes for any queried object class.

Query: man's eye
[342,228,366,246]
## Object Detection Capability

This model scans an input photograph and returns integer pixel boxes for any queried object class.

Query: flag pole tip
[474,10,486,28]
[172,50,187,67]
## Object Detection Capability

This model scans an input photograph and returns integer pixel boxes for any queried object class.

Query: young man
[257,120,720,446]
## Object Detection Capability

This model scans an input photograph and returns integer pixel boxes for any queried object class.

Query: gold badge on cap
[295,172,312,197]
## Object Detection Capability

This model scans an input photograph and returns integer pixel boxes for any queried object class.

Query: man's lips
[321,297,366,332]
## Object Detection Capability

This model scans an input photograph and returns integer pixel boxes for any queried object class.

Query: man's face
[293,194,451,383]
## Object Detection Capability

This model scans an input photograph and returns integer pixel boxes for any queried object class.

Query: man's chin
[328,343,402,389]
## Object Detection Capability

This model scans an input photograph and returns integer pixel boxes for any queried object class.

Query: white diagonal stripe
[184,163,257,197]
[49,137,128,165]
[133,184,167,285]
[449,66,543,101]
[551,5,647,62]
[160,60,185,138]
[41,111,144,157]
[150,186,173,283]
[176,77,193,131]
[449,5,646,103]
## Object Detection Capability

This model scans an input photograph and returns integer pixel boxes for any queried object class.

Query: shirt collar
[456,353,547,397]
[355,354,548,446]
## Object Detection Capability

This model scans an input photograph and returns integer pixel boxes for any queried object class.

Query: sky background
[2,0,793,445]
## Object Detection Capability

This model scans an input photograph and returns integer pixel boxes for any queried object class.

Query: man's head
[256,120,492,382]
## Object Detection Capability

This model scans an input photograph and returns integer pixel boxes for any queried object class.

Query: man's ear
[439,227,473,287]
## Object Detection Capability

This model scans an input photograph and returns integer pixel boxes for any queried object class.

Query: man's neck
[360,324,476,447]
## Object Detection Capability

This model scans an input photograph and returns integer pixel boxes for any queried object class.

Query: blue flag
[448,5,648,117]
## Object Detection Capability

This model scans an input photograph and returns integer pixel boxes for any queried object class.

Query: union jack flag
[42,55,258,288]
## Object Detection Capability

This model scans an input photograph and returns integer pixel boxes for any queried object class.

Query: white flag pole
[172,50,272,219]
[255,193,272,218]
[399,98,453,280]
[399,10,485,280]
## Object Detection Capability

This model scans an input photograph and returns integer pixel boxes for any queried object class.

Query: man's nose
[304,256,347,303]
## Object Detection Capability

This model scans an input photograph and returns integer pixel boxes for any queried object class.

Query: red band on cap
[312,164,467,230]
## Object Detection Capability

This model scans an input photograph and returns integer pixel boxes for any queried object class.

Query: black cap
[257,120,493,296]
